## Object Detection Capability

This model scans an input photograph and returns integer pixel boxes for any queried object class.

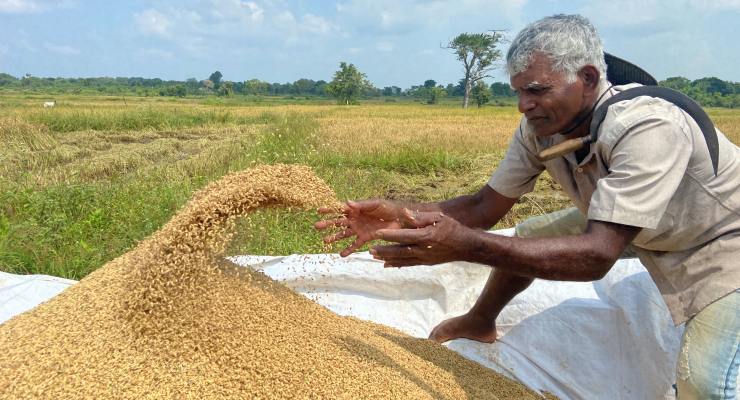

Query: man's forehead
[510,52,560,88]
[522,80,548,88]
[510,79,552,91]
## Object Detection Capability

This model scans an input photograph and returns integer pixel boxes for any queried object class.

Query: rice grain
[0,164,550,399]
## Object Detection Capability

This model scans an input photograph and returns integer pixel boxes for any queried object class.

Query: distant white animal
[43,101,56,108]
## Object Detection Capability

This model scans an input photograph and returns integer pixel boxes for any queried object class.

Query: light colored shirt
[488,84,740,324]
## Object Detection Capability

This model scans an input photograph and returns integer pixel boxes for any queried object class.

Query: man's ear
[578,65,600,94]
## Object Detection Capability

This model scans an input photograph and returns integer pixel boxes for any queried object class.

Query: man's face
[510,52,588,137]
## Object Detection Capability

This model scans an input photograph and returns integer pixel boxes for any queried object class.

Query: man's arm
[416,185,518,230]
[372,214,640,281]
[468,220,639,280]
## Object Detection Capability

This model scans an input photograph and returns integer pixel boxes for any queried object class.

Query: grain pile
[0,164,547,399]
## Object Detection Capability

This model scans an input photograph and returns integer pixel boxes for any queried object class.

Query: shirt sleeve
[588,113,692,229]
[487,124,545,198]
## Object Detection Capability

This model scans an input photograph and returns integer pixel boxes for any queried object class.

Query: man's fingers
[314,217,348,230]
[401,209,443,228]
[317,206,342,215]
[324,229,354,244]
[370,244,418,259]
[383,259,421,268]
[339,238,366,258]
[374,227,427,244]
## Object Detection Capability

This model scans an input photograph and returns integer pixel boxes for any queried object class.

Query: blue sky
[1,0,738,88]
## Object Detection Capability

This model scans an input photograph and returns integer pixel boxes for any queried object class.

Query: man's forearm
[465,230,615,281]
[396,194,483,226]
[396,186,516,230]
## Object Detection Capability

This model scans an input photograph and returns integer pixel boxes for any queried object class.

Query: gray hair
[507,14,608,85]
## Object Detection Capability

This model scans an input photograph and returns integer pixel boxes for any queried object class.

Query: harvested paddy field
[0,164,547,399]
[1,94,739,280]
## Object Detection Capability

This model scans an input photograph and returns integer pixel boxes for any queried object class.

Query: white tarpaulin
[0,229,684,399]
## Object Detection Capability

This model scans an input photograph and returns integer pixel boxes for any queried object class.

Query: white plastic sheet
[0,271,75,324]
[1,229,683,399]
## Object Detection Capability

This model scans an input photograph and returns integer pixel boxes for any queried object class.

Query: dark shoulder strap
[589,86,719,176]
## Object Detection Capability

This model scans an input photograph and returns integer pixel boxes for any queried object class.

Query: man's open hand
[370,211,475,267]
[314,199,416,257]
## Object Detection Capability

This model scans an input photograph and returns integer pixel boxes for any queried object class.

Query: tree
[660,76,691,93]
[423,79,437,89]
[445,31,504,108]
[201,79,214,92]
[427,86,447,104]
[209,71,223,87]
[293,78,315,95]
[325,62,371,105]
[472,81,490,107]
[0,73,18,86]
[218,81,234,96]
[244,79,269,95]
[490,82,515,97]
[692,77,734,96]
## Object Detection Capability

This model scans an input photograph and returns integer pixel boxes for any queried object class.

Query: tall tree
[490,81,515,97]
[218,81,234,96]
[209,71,223,87]
[472,81,491,107]
[427,86,447,104]
[445,31,504,108]
[326,62,370,105]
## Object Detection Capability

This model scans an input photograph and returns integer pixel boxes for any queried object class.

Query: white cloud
[134,9,173,38]
[0,0,43,14]
[273,10,296,26]
[695,0,740,11]
[243,1,264,22]
[0,0,74,13]
[207,0,264,23]
[302,13,332,34]
[44,42,80,56]
[335,0,528,34]
[140,48,175,60]
[376,41,394,52]
[131,1,338,56]
[583,0,740,27]
[0,0,41,13]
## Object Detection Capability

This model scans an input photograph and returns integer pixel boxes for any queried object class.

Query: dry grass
[709,108,740,144]
[317,105,520,156]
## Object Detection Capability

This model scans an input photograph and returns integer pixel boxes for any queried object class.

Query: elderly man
[316,14,739,399]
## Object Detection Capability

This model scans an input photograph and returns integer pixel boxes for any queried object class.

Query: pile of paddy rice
[0,164,548,399]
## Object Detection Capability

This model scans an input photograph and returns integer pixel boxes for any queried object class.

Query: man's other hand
[370,211,474,267]
[314,199,416,257]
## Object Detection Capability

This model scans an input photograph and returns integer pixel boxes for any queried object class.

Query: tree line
[0,68,512,103]
[1,70,737,108]
[2,29,739,108]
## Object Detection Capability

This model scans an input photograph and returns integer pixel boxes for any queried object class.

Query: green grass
[0,181,191,278]
[0,109,397,278]
[26,107,278,132]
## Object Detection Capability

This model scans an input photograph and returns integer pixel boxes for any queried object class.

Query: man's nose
[518,94,536,114]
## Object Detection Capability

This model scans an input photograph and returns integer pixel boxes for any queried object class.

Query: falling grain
[0,164,550,399]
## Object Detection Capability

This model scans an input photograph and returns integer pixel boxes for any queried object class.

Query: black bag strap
[590,86,719,176]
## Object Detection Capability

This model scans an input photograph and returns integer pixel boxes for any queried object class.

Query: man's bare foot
[428,312,498,344]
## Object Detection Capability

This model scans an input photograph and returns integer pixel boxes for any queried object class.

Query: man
[315,15,739,399]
